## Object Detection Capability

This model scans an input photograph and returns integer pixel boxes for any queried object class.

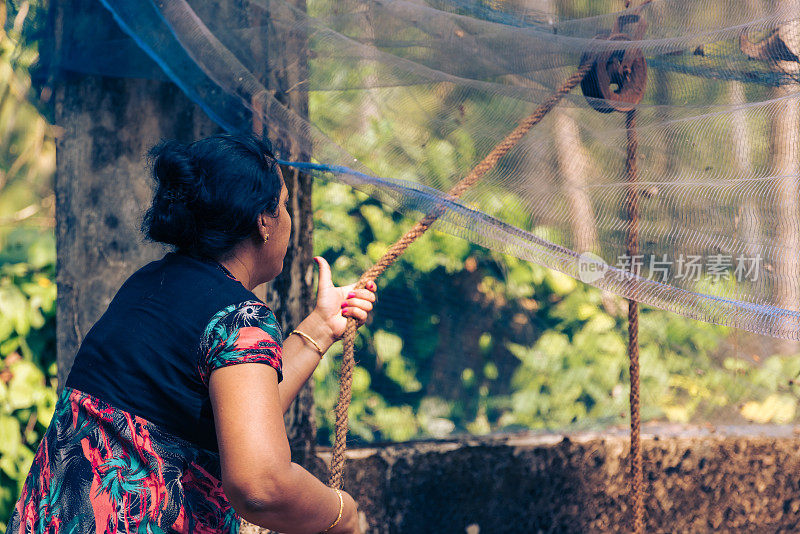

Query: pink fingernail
[341,302,348,309]
[347,292,355,299]
[342,309,349,316]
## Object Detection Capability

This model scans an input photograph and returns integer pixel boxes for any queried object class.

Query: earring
[263,234,270,243]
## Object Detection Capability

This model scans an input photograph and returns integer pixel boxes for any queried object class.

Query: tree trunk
[768,0,800,349]
[552,106,598,253]
[358,3,381,133]
[247,0,319,474]
[729,82,757,252]
[770,81,800,350]
[52,0,219,386]
[545,0,597,254]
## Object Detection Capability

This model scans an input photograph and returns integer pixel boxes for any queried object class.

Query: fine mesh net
[53,0,800,441]
[91,0,800,340]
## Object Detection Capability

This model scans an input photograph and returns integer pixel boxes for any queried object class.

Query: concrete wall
[308,425,800,533]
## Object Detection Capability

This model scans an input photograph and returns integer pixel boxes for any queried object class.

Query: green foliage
[0,229,57,528]
[0,4,57,526]
[0,3,55,195]
[311,176,800,445]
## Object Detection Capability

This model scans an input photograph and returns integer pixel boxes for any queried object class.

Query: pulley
[581,13,648,114]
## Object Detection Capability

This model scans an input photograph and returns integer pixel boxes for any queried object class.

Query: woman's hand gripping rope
[314,256,376,337]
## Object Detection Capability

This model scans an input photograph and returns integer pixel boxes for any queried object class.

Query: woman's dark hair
[143,133,282,259]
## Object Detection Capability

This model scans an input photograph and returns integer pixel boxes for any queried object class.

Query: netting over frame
[79,0,800,340]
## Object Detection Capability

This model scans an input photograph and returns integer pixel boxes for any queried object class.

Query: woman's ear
[257,211,272,240]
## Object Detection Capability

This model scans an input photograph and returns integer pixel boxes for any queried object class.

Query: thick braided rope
[327,62,593,489]
[625,109,645,533]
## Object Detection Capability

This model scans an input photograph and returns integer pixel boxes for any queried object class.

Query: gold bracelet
[290,329,324,357]
[324,488,344,532]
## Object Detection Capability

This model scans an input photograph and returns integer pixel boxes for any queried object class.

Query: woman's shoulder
[134,251,231,281]
[119,252,256,306]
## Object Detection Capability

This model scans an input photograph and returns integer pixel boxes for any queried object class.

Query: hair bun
[143,140,202,251]
[151,140,202,203]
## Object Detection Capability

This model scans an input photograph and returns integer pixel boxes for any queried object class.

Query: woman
[6,134,374,533]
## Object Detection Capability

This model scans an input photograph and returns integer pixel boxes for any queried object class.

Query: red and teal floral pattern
[6,387,241,534]
[198,300,283,386]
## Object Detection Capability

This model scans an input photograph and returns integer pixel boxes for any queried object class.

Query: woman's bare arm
[210,363,360,533]
[276,311,336,413]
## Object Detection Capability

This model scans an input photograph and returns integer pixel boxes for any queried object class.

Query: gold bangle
[290,329,324,357]
[324,488,344,532]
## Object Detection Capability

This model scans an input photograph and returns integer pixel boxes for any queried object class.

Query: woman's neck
[218,251,257,291]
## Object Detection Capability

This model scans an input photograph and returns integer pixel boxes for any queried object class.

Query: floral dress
[5,253,283,534]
